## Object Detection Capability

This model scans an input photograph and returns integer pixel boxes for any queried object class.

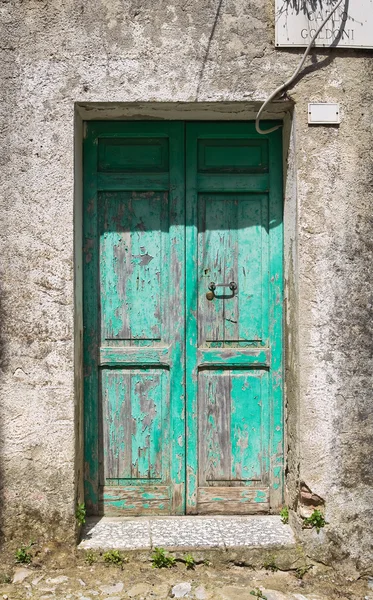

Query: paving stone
[151,518,223,549]
[194,585,208,599]
[296,597,326,600]
[99,582,124,595]
[12,567,32,584]
[152,582,171,597]
[81,518,150,550]
[217,516,295,547]
[79,516,295,551]
[46,575,70,584]
[217,586,251,600]
[32,574,46,586]
[171,582,192,598]
[127,582,152,597]
[264,591,290,600]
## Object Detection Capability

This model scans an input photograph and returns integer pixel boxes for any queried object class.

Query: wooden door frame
[75,104,292,519]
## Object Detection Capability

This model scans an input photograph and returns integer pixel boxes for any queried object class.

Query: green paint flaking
[84,121,282,516]
[84,122,186,515]
[186,123,283,513]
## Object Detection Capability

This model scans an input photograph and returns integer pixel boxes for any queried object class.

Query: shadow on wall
[278,0,349,16]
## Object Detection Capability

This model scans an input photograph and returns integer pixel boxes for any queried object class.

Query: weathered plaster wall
[0,0,372,569]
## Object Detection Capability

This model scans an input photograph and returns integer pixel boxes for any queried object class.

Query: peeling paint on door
[185,123,284,514]
[83,122,185,515]
[83,121,283,516]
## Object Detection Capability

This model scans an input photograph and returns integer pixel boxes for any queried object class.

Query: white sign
[276,0,373,48]
[308,103,340,124]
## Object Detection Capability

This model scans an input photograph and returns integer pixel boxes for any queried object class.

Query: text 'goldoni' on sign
[275,0,373,48]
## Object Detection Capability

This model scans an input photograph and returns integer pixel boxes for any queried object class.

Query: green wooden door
[185,123,283,514]
[83,122,186,515]
[83,121,283,516]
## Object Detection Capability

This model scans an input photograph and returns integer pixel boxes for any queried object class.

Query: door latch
[206,281,237,300]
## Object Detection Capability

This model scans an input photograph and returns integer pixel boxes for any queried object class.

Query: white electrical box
[308,103,340,125]
[276,0,373,49]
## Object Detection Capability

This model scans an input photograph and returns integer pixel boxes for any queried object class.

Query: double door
[83,121,283,515]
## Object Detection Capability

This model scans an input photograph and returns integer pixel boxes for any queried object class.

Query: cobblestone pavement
[0,517,370,600]
[0,558,371,600]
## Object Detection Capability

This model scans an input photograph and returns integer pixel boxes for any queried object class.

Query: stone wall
[0,0,372,570]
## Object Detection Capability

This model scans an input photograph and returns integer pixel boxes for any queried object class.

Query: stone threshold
[79,515,296,552]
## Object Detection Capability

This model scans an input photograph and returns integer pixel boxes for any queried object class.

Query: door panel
[198,369,269,482]
[186,122,283,514]
[197,194,268,345]
[84,122,185,515]
[99,192,166,343]
[101,368,167,482]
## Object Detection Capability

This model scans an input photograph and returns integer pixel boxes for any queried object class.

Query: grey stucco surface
[0,0,372,571]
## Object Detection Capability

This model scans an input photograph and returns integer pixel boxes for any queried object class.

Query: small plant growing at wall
[184,553,195,570]
[76,502,86,526]
[85,551,97,565]
[151,547,176,568]
[280,505,289,524]
[263,556,278,572]
[250,588,267,600]
[295,564,313,579]
[103,550,128,567]
[15,542,34,565]
[302,509,327,533]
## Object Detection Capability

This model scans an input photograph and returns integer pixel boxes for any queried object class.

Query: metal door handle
[208,281,237,292]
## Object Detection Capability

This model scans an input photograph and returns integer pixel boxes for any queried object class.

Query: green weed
[85,551,97,565]
[295,564,313,579]
[280,505,289,524]
[263,556,278,572]
[76,502,86,526]
[184,553,195,570]
[250,588,267,599]
[15,542,33,565]
[103,550,128,566]
[151,547,176,569]
[302,509,327,533]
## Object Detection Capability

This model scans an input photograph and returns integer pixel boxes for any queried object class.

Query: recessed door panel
[198,369,268,483]
[99,191,166,343]
[198,194,269,345]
